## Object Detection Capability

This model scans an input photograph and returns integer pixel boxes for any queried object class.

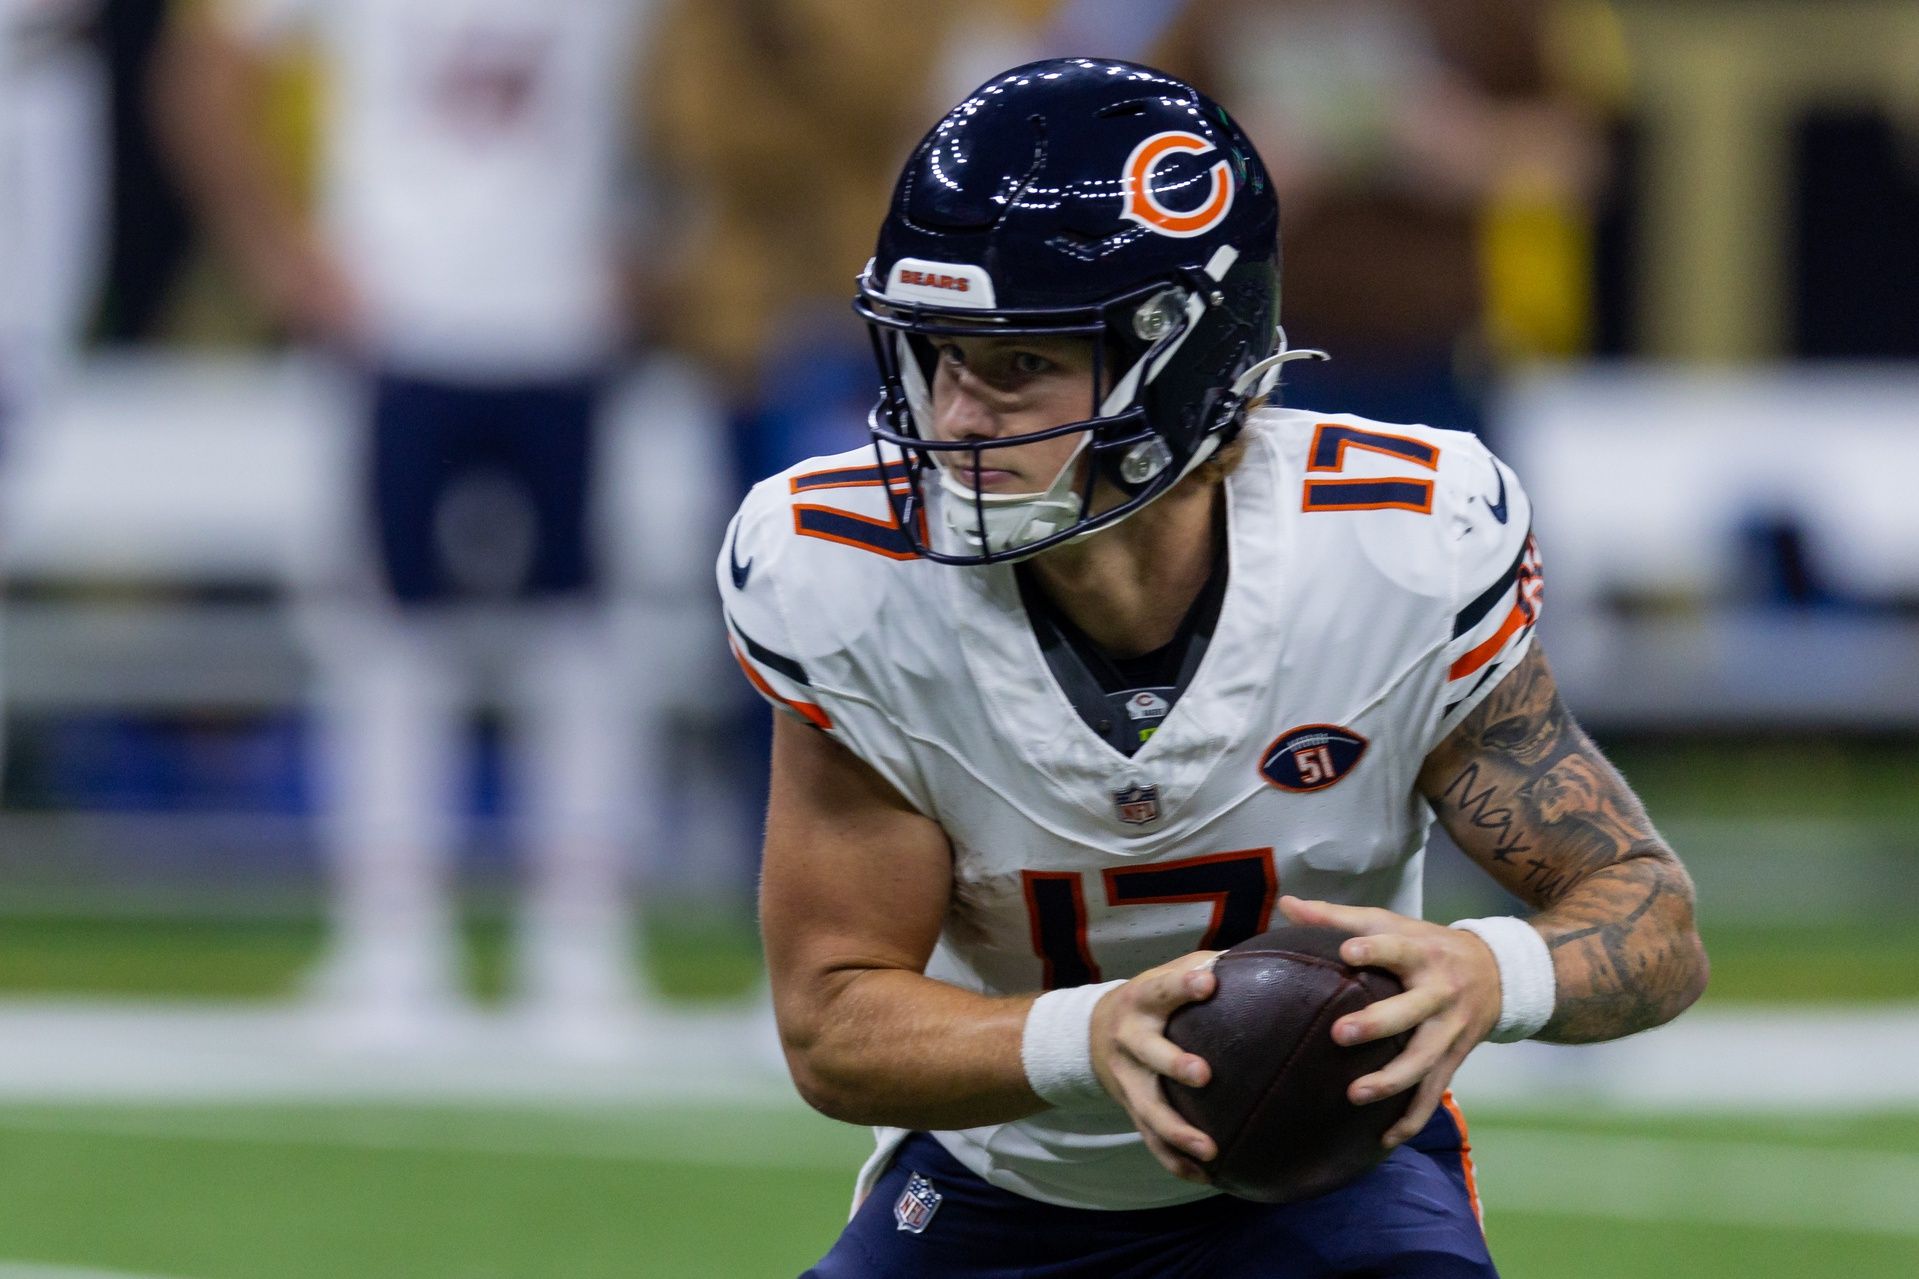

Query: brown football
[1162,924,1414,1203]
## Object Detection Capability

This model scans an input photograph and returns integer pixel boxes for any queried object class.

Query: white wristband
[1021,979,1127,1108]
[1450,916,1556,1042]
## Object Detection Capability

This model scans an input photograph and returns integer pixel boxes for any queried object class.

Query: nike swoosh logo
[728,524,753,589]
[1484,464,1510,525]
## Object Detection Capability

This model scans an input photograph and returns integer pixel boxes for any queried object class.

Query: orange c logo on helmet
[1120,130,1236,239]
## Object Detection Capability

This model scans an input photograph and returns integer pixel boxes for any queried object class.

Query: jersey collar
[944,428,1292,845]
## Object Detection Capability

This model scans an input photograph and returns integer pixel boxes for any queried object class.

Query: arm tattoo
[1421,646,1708,1043]
[1437,763,1533,865]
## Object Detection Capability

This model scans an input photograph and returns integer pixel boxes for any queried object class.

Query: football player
[157,0,659,1041]
[719,59,1707,1276]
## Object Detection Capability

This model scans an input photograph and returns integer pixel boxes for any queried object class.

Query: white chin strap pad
[933,429,1224,560]
[936,434,1092,558]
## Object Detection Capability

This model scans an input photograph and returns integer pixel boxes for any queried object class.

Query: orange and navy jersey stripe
[787,458,927,560]
[724,611,833,730]
[1437,1091,1485,1231]
[792,501,923,561]
[1307,422,1441,473]
[1443,530,1543,720]
[789,459,913,494]
[1300,422,1442,515]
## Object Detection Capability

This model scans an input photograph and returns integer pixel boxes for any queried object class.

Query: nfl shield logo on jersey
[1113,782,1162,825]
[894,1171,942,1233]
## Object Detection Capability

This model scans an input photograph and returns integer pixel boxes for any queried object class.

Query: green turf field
[0,738,1905,1275]
[0,906,1912,1006]
[0,1100,1911,1277]
[0,909,766,1004]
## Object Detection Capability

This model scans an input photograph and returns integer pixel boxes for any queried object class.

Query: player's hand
[1089,950,1222,1184]
[1278,895,1501,1148]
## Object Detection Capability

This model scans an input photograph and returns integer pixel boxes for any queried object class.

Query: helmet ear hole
[1131,289,1185,343]
[1120,438,1173,485]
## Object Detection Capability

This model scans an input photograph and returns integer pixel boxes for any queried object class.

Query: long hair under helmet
[855,58,1305,566]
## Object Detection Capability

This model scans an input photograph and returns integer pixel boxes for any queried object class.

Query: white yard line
[1452,1005,1919,1111]
[0,1105,855,1172]
[1472,1128,1919,1239]
[0,999,796,1106]
[0,999,1915,1110]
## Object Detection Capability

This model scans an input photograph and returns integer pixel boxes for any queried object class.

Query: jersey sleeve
[1431,441,1544,744]
[717,493,836,734]
[715,472,936,817]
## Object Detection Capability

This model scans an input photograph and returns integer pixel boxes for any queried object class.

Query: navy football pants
[803,1106,1496,1278]
[366,370,600,606]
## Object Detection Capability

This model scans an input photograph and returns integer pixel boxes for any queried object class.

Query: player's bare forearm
[1522,850,1704,1043]
[771,961,1048,1130]
[1419,646,1708,1044]
[760,715,1051,1130]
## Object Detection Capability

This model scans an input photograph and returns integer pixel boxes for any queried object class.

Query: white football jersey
[225,0,652,378]
[718,407,1541,1211]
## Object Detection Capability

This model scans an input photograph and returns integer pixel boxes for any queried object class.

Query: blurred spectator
[0,0,106,418]
[642,0,960,896]
[91,0,199,343]
[645,0,955,490]
[1165,0,1609,440]
[0,0,108,788]
[155,0,663,1045]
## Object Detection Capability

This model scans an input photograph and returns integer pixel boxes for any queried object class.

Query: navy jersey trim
[1301,478,1435,513]
[793,504,923,559]
[728,615,812,686]
[789,460,913,493]
[1452,533,1530,638]
[1442,661,1505,721]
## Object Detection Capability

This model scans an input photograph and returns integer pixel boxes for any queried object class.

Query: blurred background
[0,0,1914,1275]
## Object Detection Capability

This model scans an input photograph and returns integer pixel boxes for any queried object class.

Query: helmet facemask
[858,258,1259,566]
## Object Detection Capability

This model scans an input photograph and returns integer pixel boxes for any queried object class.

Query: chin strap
[1230,326,1329,399]
[936,434,1093,558]
[935,429,1225,562]
[932,327,1330,561]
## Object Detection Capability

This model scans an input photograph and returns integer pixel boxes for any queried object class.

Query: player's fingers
[1333,985,1445,1047]
[1134,958,1218,1014]
[1347,1017,1452,1105]
[1383,1058,1463,1148]
[1337,932,1426,974]
[1278,895,1407,936]
[1139,1128,1212,1184]
[1120,1070,1218,1164]
[1121,1023,1211,1088]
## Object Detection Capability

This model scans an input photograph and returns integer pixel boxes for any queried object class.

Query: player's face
[928,334,1101,495]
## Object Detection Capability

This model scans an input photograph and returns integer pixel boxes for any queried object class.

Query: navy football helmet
[856,58,1302,565]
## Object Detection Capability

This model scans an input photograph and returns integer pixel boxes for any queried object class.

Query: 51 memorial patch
[1259,724,1368,792]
